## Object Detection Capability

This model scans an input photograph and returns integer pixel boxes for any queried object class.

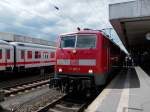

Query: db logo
[71,60,79,65]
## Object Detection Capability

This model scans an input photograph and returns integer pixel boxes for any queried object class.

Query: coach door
[5,49,10,68]
[21,50,25,67]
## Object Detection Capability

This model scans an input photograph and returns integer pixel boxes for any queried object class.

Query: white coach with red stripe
[0,40,14,71]
[10,42,56,71]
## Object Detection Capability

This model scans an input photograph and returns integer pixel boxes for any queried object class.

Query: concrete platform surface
[86,66,150,112]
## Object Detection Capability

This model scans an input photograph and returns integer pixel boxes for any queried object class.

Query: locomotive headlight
[88,69,93,74]
[58,68,62,72]
[72,49,76,54]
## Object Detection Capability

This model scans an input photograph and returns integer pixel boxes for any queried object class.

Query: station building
[0,32,56,46]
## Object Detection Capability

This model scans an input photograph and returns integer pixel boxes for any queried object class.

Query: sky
[0,0,134,52]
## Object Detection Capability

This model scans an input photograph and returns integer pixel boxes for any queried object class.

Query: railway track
[3,79,50,97]
[0,72,54,89]
[35,94,89,112]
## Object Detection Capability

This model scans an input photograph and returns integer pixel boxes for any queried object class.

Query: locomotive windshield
[60,35,76,48]
[60,34,96,48]
[76,35,96,48]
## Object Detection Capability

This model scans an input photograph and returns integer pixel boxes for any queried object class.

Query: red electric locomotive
[52,29,124,92]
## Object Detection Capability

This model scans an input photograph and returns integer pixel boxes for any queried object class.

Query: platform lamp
[146,33,150,40]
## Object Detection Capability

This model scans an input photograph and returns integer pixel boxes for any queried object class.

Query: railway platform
[86,66,150,112]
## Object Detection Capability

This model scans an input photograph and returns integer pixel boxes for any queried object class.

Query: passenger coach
[10,42,56,72]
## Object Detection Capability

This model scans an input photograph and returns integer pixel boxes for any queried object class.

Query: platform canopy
[109,0,150,51]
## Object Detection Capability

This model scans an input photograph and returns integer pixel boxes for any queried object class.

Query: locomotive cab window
[76,35,96,48]
[60,35,76,48]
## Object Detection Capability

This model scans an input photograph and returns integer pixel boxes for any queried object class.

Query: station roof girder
[109,0,150,50]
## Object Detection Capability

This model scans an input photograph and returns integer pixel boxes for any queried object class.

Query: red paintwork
[16,60,55,65]
[56,30,121,75]
[0,62,14,66]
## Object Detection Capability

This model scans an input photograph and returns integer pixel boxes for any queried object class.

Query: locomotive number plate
[71,60,79,65]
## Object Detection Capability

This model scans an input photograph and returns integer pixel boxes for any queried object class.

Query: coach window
[46,54,48,59]
[35,51,38,59]
[28,51,32,59]
[0,49,2,59]
[6,49,10,59]
[76,35,96,48]
[38,52,41,58]
[21,50,25,59]
[43,54,46,59]
[45,54,48,59]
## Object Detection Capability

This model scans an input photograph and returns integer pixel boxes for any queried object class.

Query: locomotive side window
[27,51,32,59]
[60,36,76,48]
[0,49,2,59]
[6,49,10,59]
[21,50,25,59]
[76,35,96,48]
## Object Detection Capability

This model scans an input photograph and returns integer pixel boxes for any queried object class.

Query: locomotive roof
[60,29,126,53]
[61,30,100,36]
[60,29,116,45]
[10,42,56,49]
